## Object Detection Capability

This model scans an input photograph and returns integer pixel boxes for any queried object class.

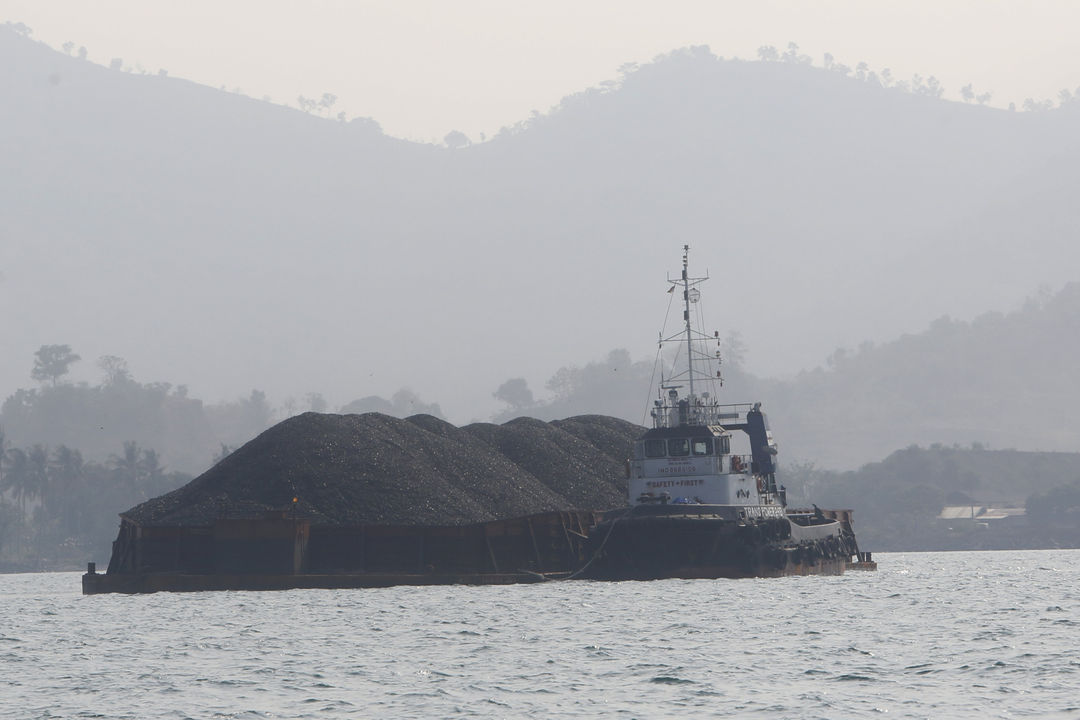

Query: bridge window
[668,438,690,457]
[692,438,713,456]
[644,439,666,458]
[718,436,731,454]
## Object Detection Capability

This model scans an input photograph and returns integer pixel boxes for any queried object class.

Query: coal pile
[123,412,642,527]
[463,417,631,512]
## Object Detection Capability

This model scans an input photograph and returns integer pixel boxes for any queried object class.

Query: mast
[682,244,694,398]
[652,246,723,429]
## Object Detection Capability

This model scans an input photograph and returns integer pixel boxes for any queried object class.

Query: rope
[539,504,641,582]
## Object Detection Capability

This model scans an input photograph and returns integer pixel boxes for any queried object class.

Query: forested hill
[495,281,1080,469]
[3,27,1079,424]
[778,444,1080,552]
[771,283,1080,467]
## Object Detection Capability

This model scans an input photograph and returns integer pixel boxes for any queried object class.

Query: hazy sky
[7,1,1080,142]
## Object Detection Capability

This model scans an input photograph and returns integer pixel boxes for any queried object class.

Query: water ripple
[2,550,1080,718]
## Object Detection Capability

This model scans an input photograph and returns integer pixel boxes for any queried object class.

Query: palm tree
[27,445,49,514]
[0,497,21,556]
[138,448,164,497]
[49,445,85,531]
[0,428,8,494]
[111,441,142,500]
[2,448,32,515]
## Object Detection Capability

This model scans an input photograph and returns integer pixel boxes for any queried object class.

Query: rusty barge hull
[84,510,598,594]
[579,506,858,581]
[83,507,865,594]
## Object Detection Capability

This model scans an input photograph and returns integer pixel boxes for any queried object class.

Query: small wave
[833,673,875,682]
[651,676,694,685]
[316,700,356,711]
[196,677,258,687]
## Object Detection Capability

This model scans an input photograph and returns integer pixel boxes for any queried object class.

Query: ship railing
[689,403,756,427]
[652,401,757,429]
[710,403,756,421]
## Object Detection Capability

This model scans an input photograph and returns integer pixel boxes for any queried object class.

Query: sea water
[2,550,1078,719]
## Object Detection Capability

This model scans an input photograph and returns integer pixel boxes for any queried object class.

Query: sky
[6,0,1080,143]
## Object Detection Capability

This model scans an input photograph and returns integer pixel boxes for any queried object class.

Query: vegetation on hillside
[493,283,1080,469]
[0,345,446,569]
[0,430,190,569]
[778,446,1080,552]
[4,23,1080,430]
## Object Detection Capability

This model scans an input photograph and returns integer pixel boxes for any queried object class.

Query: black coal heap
[123,412,641,527]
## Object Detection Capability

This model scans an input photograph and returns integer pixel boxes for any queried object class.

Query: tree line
[754,40,1078,111]
[0,429,189,569]
[777,446,1080,552]
[0,342,459,568]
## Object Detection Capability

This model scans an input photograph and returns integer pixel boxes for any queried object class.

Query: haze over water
[4,550,1078,718]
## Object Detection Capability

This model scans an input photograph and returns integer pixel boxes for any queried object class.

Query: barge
[84,246,870,594]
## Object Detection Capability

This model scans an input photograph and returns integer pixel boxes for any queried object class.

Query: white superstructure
[629,246,784,515]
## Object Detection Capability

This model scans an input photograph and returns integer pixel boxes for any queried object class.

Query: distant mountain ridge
[792,443,1080,551]
[3,27,1078,434]
[771,282,1080,467]
[492,281,1080,469]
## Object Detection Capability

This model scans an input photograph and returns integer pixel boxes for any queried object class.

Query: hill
[3,28,1078,426]
[780,444,1080,551]
[494,281,1080,469]
[770,283,1080,467]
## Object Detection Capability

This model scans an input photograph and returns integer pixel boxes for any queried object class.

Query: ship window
[692,438,713,456]
[718,436,731,454]
[644,439,666,458]
[668,438,690,457]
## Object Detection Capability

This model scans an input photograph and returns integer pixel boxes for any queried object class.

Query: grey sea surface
[2,550,1079,719]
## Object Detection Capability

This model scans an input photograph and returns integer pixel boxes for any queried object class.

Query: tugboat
[582,246,861,579]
